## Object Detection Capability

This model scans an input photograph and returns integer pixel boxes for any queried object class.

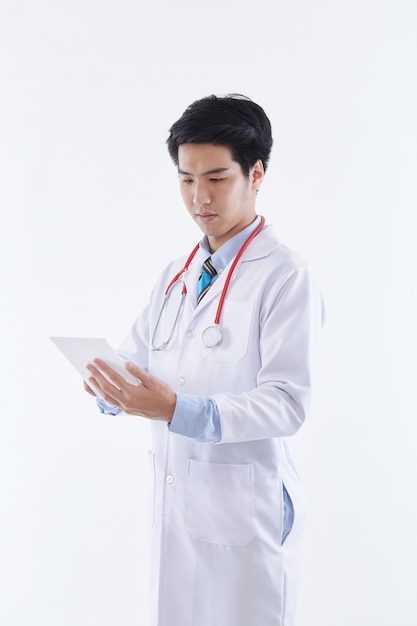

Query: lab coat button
[178,377,185,387]
[186,329,195,338]
[166,474,174,484]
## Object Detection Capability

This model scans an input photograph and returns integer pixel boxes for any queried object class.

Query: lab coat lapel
[182,225,279,316]
[182,257,200,310]
[201,226,279,306]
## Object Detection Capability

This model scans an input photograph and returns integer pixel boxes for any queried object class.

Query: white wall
[1,1,416,624]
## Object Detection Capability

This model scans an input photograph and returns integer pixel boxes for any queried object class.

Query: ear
[251,159,265,191]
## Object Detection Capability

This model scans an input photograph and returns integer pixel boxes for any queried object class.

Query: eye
[181,178,193,185]
[209,177,224,183]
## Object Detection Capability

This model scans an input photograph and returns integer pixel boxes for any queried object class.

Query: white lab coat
[118,225,324,626]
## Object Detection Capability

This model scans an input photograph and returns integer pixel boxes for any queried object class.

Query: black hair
[166,94,273,177]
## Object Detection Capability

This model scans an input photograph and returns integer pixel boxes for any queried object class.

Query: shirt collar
[198,215,262,273]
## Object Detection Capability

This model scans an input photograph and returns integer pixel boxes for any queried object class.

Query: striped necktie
[197,256,217,304]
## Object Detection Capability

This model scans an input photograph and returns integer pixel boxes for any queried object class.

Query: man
[85,94,324,626]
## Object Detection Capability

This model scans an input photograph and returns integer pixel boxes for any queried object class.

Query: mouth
[196,213,217,223]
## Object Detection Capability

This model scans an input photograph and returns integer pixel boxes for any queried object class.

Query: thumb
[125,361,150,385]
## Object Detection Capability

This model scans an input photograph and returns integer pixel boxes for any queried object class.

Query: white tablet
[50,337,140,394]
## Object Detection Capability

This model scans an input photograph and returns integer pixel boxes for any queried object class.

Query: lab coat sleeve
[213,266,324,443]
[117,302,151,371]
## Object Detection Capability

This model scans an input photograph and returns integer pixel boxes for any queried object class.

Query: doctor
[85,94,324,626]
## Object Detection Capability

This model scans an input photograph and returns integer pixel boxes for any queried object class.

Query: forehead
[178,143,237,174]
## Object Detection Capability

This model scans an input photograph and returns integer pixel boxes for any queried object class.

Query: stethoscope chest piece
[202,324,223,348]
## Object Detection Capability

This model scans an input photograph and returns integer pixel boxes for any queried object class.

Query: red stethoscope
[151,216,265,350]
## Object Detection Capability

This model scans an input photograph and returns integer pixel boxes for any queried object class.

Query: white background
[1,1,416,624]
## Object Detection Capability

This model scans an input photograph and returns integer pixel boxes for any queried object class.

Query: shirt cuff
[169,393,221,442]
[96,397,122,416]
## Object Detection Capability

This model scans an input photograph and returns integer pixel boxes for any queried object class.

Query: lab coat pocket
[200,300,254,363]
[186,459,255,546]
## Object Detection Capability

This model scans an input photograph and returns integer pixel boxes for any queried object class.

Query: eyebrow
[178,167,230,176]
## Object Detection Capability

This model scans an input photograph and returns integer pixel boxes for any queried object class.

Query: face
[178,143,264,251]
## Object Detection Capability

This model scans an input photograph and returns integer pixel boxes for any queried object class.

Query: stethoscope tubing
[151,216,265,350]
[164,243,200,296]
[212,216,265,324]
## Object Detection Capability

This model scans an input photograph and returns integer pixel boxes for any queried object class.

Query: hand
[86,359,176,422]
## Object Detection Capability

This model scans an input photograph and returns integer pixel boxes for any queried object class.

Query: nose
[193,180,211,208]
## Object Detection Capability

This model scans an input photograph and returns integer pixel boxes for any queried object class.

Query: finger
[125,362,150,386]
[90,359,126,390]
[86,363,108,387]
[87,374,121,405]
[86,365,123,404]
[83,380,97,397]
